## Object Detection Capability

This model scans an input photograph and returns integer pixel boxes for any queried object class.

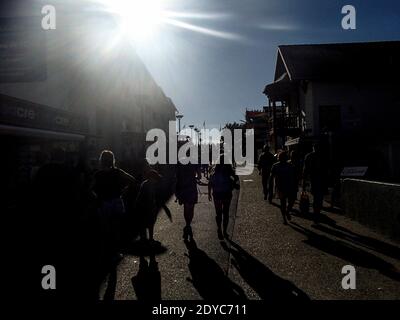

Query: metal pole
[272,100,277,153]
[176,114,183,135]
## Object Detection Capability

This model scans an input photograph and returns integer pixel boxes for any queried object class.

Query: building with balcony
[244,109,270,155]
[263,41,400,182]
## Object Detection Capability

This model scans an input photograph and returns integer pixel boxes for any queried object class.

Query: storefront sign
[0,94,88,134]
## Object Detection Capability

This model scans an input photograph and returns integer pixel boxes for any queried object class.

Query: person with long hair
[135,165,164,244]
[175,156,201,241]
[208,156,239,239]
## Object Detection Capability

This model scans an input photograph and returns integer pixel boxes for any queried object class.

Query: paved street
[101,166,400,300]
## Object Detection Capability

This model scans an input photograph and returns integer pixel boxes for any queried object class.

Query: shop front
[0,94,89,210]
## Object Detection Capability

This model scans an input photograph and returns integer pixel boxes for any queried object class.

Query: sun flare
[99,0,165,40]
[96,0,241,43]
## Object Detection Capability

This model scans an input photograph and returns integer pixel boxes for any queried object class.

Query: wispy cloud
[164,18,243,41]
[258,23,298,31]
[165,11,233,20]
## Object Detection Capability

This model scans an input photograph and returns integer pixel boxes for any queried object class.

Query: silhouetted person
[289,150,302,186]
[93,150,136,260]
[136,166,163,244]
[176,156,201,240]
[258,145,276,202]
[269,151,298,224]
[34,147,79,239]
[303,143,329,221]
[33,147,79,297]
[208,157,238,239]
[75,149,98,223]
[202,163,210,179]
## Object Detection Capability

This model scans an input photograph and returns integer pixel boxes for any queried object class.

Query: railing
[268,113,300,130]
[278,114,300,129]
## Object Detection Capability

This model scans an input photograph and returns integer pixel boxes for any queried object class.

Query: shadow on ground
[131,254,161,301]
[221,239,310,301]
[122,239,168,257]
[184,239,247,301]
[284,202,400,261]
[311,223,400,261]
[289,222,400,282]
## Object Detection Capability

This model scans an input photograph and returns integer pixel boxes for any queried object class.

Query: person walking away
[33,147,80,297]
[208,159,239,239]
[269,151,298,225]
[175,159,201,241]
[93,150,136,261]
[289,150,302,188]
[258,145,276,202]
[135,167,164,246]
[302,143,329,222]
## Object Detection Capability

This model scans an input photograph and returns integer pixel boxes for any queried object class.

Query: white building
[264,41,400,182]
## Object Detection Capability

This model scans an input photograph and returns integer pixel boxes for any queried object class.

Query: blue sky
[132,0,400,130]
[5,0,400,130]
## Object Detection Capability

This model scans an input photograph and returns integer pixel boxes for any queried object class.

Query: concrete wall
[341,179,400,241]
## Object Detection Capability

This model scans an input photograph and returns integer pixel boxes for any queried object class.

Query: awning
[0,124,86,141]
[0,93,89,134]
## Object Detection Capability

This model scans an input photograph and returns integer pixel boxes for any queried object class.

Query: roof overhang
[263,72,296,100]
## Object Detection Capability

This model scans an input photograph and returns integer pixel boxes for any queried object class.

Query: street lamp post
[198,128,202,146]
[176,114,184,134]
[189,124,194,142]
[194,127,200,146]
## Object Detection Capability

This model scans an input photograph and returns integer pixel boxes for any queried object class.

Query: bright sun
[100,0,165,40]
[96,0,239,43]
